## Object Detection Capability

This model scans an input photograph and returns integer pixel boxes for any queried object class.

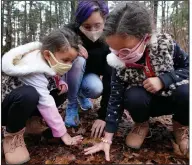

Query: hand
[78,45,88,59]
[58,84,68,95]
[61,133,83,145]
[84,142,111,161]
[143,77,164,94]
[91,119,106,138]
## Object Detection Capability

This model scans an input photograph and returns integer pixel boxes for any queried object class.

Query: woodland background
[1,1,189,164]
[1,1,189,54]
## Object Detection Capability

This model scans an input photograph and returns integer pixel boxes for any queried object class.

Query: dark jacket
[65,23,112,120]
[105,33,189,133]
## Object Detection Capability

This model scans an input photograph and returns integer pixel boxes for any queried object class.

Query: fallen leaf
[53,154,76,164]
[45,160,53,164]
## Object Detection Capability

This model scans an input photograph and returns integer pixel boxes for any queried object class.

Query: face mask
[47,51,72,76]
[79,26,103,42]
[110,35,148,64]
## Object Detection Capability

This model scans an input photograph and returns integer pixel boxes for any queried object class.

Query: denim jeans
[65,56,103,107]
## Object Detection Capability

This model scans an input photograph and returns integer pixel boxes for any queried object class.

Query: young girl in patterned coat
[84,2,189,161]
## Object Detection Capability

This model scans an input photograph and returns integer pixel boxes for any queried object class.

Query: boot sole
[125,143,141,149]
[79,105,93,111]
[6,157,30,164]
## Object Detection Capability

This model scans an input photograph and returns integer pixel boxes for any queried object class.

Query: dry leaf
[45,160,53,164]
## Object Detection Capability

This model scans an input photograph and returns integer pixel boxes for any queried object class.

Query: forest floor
[1,99,189,164]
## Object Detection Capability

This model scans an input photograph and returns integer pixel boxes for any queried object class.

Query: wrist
[104,132,114,141]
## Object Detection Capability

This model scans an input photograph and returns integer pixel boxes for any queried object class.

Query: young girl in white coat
[2,28,84,164]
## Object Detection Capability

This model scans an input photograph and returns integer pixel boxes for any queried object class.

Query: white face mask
[48,51,72,76]
[79,26,103,42]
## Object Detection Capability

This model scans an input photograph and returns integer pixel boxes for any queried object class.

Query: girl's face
[106,34,145,53]
[81,11,105,31]
[43,46,78,66]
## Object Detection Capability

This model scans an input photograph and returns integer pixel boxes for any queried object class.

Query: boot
[25,116,48,135]
[3,128,30,164]
[78,96,93,111]
[65,104,80,127]
[173,120,189,155]
[126,121,149,149]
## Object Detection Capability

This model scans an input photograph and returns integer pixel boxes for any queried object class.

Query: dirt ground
[1,99,189,164]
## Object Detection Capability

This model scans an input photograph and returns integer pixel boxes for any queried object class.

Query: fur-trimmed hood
[2,42,56,76]
[107,33,174,70]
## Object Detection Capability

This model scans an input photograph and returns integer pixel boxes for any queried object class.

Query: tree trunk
[153,0,158,28]
[5,0,12,52]
[23,1,27,43]
[1,0,5,48]
[39,3,43,40]
[49,1,52,32]
[28,1,33,42]
[55,1,58,27]
[71,1,77,22]
[166,2,169,31]
[161,1,165,33]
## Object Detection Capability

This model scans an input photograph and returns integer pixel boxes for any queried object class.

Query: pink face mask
[110,35,148,64]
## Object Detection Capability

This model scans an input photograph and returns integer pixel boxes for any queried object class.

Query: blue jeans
[65,56,103,107]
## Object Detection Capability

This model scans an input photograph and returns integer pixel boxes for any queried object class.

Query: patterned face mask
[48,51,72,76]
[110,34,148,64]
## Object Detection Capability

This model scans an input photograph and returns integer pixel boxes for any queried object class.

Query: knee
[173,84,189,103]
[72,56,86,71]
[124,87,150,109]
[89,83,103,99]
[14,86,39,104]
[82,74,103,99]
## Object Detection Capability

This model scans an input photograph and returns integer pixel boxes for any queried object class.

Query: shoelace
[8,131,25,153]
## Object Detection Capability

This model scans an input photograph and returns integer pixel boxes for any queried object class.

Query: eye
[83,25,92,31]
[95,23,102,29]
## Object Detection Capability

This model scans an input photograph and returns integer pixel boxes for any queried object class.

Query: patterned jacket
[105,33,189,133]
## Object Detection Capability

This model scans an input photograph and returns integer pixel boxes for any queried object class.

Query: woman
[84,2,189,161]
[64,0,112,138]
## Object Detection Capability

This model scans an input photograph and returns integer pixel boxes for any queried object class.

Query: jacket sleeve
[19,74,67,137]
[97,63,112,121]
[158,42,189,89]
[105,69,126,133]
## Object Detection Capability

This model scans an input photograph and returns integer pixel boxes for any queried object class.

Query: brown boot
[126,121,149,149]
[3,128,30,164]
[173,120,189,155]
[25,116,48,135]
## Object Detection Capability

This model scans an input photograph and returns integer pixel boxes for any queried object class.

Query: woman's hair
[104,2,153,39]
[75,0,109,25]
[41,27,82,53]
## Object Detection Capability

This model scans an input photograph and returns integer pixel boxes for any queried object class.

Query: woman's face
[81,11,105,31]
[106,34,145,53]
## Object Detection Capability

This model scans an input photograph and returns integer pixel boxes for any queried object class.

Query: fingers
[84,145,97,152]
[143,83,151,89]
[94,125,101,139]
[71,135,83,145]
[84,146,101,155]
[98,125,105,138]
[91,124,96,138]
[104,149,110,161]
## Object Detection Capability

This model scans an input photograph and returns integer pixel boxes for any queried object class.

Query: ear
[43,50,51,61]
